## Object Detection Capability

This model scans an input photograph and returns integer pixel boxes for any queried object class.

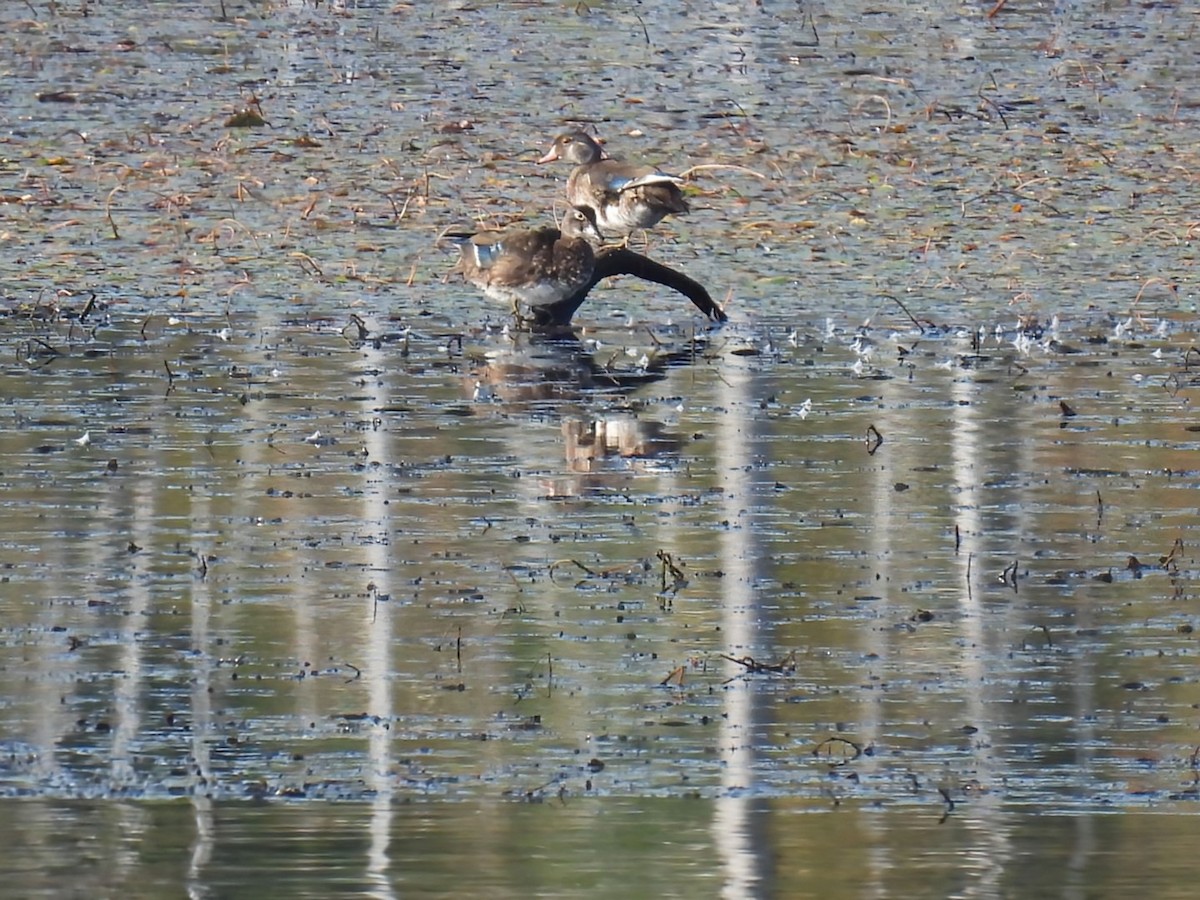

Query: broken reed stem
[216,217,263,254]
[887,293,925,333]
[939,786,956,813]
[1132,276,1176,309]
[105,185,122,239]
[660,665,686,687]
[677,163,769,181]
[397,187,414,221]
[290,250,326,279]
[631,10,650,45]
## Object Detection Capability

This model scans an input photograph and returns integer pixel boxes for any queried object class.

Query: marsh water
[3,0,1200,897]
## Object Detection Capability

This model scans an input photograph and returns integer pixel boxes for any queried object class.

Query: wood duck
[446,207,601,319]
[444,208,727,329]
[538,131,689,241]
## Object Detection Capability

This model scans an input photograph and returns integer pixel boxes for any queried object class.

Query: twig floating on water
[865,424,883,455]
[938,786,956,823]
[720,651,796,675]
[812,736,863,765]
[1000,558,1019,592]
[549,558,596,584]
[657,549,687,600]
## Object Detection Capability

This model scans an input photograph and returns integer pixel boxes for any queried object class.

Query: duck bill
[536,147,560,164]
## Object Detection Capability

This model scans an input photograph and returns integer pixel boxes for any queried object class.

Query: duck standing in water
[445,206,601,320]
[537,131,689,242]
[444,206,726,329]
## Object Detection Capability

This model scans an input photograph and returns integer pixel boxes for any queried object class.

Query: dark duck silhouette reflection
[464,331,692,493]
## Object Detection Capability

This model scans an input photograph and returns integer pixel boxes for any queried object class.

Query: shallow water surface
[2,0,1199,897]
[6,798,1200,899]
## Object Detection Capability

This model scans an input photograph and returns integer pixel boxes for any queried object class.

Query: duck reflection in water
[560,415,680,475]
[465,330,693,491]
[465,327,705,407]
